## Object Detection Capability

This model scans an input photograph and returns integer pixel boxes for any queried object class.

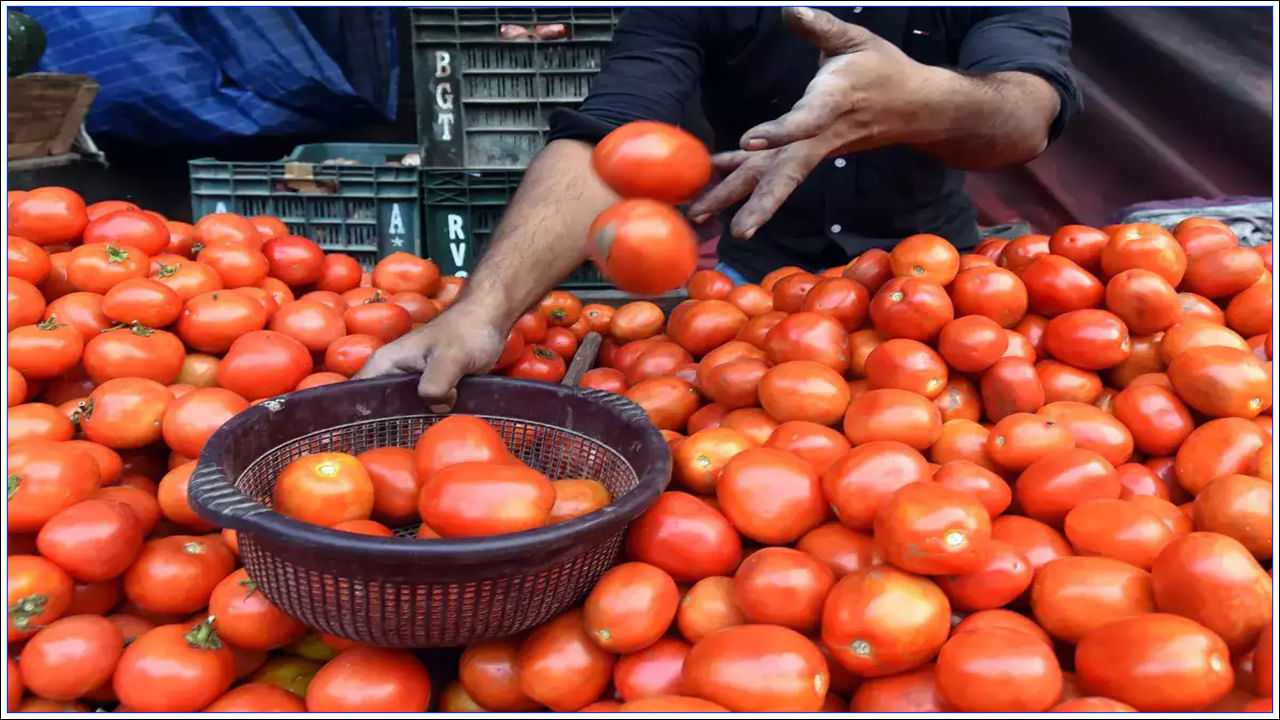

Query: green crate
[189,143,422,269]
[422,168,608,288]
[411,7,621,169]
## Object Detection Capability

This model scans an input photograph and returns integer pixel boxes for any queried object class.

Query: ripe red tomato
[516,609,614,711]
[217,330,313,400]
[419,462,554,537]
[865,338,948,398]
[19,614,124,700]
[193,213,261,249]
[160,387,249,459]
[980,358,1046,421]
[66,243,149,293]
[458,637,539,711]
[1183,246,1264,298]
[1044,309,1131,370]
[1150,532,1271,652]
[795,522,880,578]
[938,315,1007,373]
[262,235,324,287]
[936,626,1062,711]
[371,252,441,296]
[7,187,89,245]
[1113,384,1194,456]
[122,536,234,616]
[269,300,347,353]
[305,648,432,712]
[1048,224,1110,272]
[935,540,1031,611]
[101,277,183,328]
[623,375,698,429]
[1015,448,1120,525]
[933,459,1011,517]
[626,491,742,582]
[1021,255,1105,317]
[758,360,850,426]
[875,481,992,575]
[728,284,776,318]
[209,568,305,650]
[844,388,943,450]
[589,199,698,295]
[7,403,74,444]
[8,235,52,285]
[608,301,663,342]
[583,562,678,653]
[7,276,46,333]
[176,289,268,353]
[351,447,421,526]
[763,311,850,372]
[890,233,960,285]
[998,233,1051,273]
[1037,400,1135,466]
[669,300,749,357]
[313,254,362,293]
[851,664,951,711]
[1175,417,1267,494]
[83,209,169,255]
[8,317,85,380]
[82,325,186,385]
[687,269,735,301]
[763,420,851,475]
[613,638,691,702]
[823,440,930,530]
[717,447,826,544]
[548,478,611,524]
[1036,360,1102,404]
[509,344,567,383]
[677,576,747,643]
[7,554,74,641]
[273,452,374,527]
[324,333,383,377]
[536,289,583,327]
[1193,474,1271,559]
[81,377,172,449]
[733,547,835,631]
[1063,498,1174,569]
[770,271,819,313]
[1168,345,1270,418]
[949,266,1028,328]
[684,624,828,711]
[112,619,235,711]
[672,427,752,493]
[822,566,951,677]
[197,243,270,287]
[870,277,954,342]
[802,276,870,330]
[151,257,224,301]
[1074,613,1232,711]
[1030,556,1154,644]
[35,497,143,581]
[592,121,711,204]
[204,683,306,712]
[990,515,1073,575]
[339,298,412,343]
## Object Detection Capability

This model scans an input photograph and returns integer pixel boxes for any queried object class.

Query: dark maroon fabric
[967,6,1273,231]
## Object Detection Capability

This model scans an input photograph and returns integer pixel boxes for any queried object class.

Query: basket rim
[188,374,669,563]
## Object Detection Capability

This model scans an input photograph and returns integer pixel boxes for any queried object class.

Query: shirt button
[830,224,843,234]
[833,158,847,168]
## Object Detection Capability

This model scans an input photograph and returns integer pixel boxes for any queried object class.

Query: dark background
[11,6,1274,232]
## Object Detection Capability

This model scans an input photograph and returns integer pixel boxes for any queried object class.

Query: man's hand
[353,300,507,412]
[689,6,1060,239]
[689,7,941,238]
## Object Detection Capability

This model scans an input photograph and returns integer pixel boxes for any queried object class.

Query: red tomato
[758,360,851,426]
[608,301,663,342]
[677,576,747,643]
[7,187,88,245]
[999,233,1051,273]
[669,300,749,358]
[204,683,306,712]
[1074,613,1232,711]
[1030,556,1154,644]
[262,235,324,287]
[875,481,992,575]
[592,121,711,204]
[209,568,305,650]
[1063,498,1174,569]
[936,626,1062,711]
[217,330,313,400]
[717,448,826,545]
[458,637,538,711]
[844,388,943,451]
[728,284,775,318]
[509,345,567,383]
[272,452,374,527]
[870,277,954,342]
[371,252,441,296]
[305,648,432,712]
[314,253,363,293]
[613,638,690,702]
[8,235,52,285]
[1150,532,1271,653]
[583,562,679,653]
[733,547,835,631]
[160,387,249,459]
[687,269,735,300]
[80,378,172,449]
[822,566,951,677]
[83,209,168,255]
[269,300,346,353]
[950,266,1028,328]
[193,213,261,249]
[19,614,123,700]
[1101,222,1188,286]
[420,462,554,537]
[936,540,1031,611]
[122,536,234,616]
[624,376,699,430]
[1168,345,1270,419]
[35,497,143,582]
[1049,224,1110,272]
[626,491,742,582]
[864,338,949,398]
[589,199,697,295]
[684,624,828,711]
[1021,254,1104,316]
[516,609,614,711]
[823,440,930,530]
[851,664,951,711]
[548,478,611,524]
[7,554,75,641]
[1044,309,1132,370]
[176,289,268,353]
[1015,448,1120,525]
[82,324,186,385]
[324,334,383,377]
[763,421,851,475]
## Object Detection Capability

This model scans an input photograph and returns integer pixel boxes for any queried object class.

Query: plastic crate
[411,7,621,169]
[189,143,422,269]
[422,168,607,288]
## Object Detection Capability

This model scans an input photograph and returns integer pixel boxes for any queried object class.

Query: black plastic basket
[187,370,667,648]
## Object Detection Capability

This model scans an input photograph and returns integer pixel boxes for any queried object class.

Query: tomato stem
[364,291,385,304]
[184,616,224,650]
[240,578,258,599]
[7,474,19,500]
[127,321,155,337]
[105,245,130,263]
[533,346,556,360]
[7,593,47,631]
[153,262,178,279]
[36,315,62,331]
[190,242,205,256]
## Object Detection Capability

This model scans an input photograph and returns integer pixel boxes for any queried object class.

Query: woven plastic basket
[188,373,669,648]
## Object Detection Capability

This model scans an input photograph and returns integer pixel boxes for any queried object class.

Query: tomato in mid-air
[592,120,712,205]
[588,199,698,296]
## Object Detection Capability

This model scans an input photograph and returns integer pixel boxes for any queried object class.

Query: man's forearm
[909,69,1061,170]
[451,139,618,328]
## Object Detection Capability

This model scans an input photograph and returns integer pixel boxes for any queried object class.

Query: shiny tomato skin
[324,334,383,377]
[890,233,961,285]
[1063,498,1174,569]
[1044,309,1132,370]
[763,420,851,475]
[1167,345,1270,419]
[217,330,313,400]
[796,522,881,578]
[1074,613,1232,711]
[864,338,948,398]
[717,447,827,545]
[733,547,835,631]
[305,648,432,712]
[1100,222,1187,287]
[935,540,1031,611]
[420,461,554,537]
[802,276,870,330]
[683,624,828,711]
[935,626,1062,712]
[82,325,186,385]
[458,637,538,711]
[1174,417,1266,495]
[763,310,850,372]
[667,299,749,357]
[1149,532,1272,653]
[592,121,711,204]
[583,562,679,653]
[272,452,374,527]
[949,265,1028,328]
[516,609,614,712]
[19,614,123,700]
[35,498,143,582]
[851,663,952,711]
[589,199,697,295]
[980,358,1046,422]
[122,535,234,616]
[8,187,89,245]
[823,441,931,530]
[371,252,441,296]
[1021,254,1105,317]
[869,277,954,342]
[113,620,235,712]
[176,289,269,353]
[938,315,1007,373]
[821,566,951,677]
[875,482,992,575]
[1049,224,1110,272]
[81,377,173,449]
[204,683,307,712]
[758,360,850,426]
[625,491,742,583]
[932,459,1011,517]
[1016,448,1121,525]
[1030,556,1155,644]
[209,568,306,650]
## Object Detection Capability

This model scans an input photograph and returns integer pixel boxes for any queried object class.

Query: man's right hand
[352,300,507,412]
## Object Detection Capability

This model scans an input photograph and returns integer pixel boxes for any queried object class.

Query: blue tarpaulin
[26,6,398,144]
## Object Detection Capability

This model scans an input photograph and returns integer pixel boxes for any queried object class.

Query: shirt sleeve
[546,9,708,144]
[956,8,1083,141]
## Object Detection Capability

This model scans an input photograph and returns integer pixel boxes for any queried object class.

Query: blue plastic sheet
[26,7,397,144]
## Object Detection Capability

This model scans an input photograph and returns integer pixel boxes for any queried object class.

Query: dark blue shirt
[548,7,1081,282]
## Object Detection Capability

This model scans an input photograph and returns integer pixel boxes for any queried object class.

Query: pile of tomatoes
[5,180,1276,714]
[5,187,608,712]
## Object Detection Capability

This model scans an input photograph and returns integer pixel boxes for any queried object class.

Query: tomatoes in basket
[273,452,375,527]
[414,415,513,480]
[589,199,698,295]
[592,120,711,204]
